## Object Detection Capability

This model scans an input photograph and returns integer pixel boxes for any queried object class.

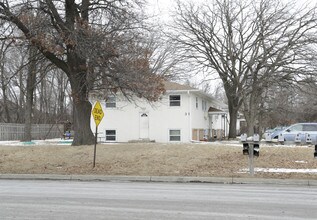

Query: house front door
[139,112,149,139]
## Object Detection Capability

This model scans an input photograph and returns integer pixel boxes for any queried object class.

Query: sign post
[248,143,254,176]
[241,134,260,176]
[91,101,104,168]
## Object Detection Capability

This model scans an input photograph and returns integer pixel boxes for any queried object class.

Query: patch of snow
[0,140,21,145]
[239,168,317,174]
[0,139,313,148]
[0,138,72,146]
[295,161,308,164]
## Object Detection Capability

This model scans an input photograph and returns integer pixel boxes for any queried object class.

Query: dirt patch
[0,142,317,179]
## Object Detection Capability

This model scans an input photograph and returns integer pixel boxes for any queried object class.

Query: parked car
[263,126,286,139]
[272,123,317,142]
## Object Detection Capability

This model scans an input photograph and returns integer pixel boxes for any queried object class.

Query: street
[0,179,316,219]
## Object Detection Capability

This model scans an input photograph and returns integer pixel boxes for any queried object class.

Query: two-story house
[90,81,239,143]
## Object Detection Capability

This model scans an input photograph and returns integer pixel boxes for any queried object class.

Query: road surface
[0,179,316,219]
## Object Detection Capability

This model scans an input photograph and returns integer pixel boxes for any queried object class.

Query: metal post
[248,143,254,176]
[93,126,98,168]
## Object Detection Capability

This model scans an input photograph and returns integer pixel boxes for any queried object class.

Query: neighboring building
[90,81,242,143]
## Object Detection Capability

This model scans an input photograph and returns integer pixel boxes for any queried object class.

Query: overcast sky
[146,0,175,23]
[146,0,317,20]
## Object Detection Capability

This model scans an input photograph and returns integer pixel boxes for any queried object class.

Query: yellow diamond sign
[92,101,104,127]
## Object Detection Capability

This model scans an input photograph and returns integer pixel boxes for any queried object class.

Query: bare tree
[170,0,317,137]
[0,37,12,122]
[5,44,33,123]
[23,45,38,141]
[0,0,168,145]
[0,22,27,123]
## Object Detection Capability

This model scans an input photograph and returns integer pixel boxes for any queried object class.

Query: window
[105,96,116,108]
[196,97,198,109]
[106,130,116,141]
[169,95,181,106]
[169,129,181,141]
[303,124,317,131]
[202,100,207,111]
[289,124,303,132]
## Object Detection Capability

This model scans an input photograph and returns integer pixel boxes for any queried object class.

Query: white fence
[0,123,64,141]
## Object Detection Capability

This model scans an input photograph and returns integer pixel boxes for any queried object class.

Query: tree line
[1,0,316,145]
[0,40,71,125]
[170,0,317,137]
[0,0,177,145]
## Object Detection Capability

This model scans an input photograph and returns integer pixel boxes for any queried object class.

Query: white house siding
[190,94,209,129]
[189,94,209,140]
[149,92,191,142]
[90,82,232,143]
[90,91,192,143]
[92,97,140,142]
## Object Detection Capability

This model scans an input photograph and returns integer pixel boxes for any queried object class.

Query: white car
[275,123,317,143]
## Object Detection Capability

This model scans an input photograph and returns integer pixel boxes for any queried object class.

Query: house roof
[164,81,196,91]
[164,81,228,111]
[208,107,224,112]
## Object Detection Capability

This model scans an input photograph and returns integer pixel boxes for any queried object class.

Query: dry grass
[0,142,317,179]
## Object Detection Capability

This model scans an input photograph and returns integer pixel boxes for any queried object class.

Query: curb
[0,174,317,186]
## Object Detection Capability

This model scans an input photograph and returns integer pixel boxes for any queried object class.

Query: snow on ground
[0,138,72,146]
[239,168,317,174]
[0,138,314,148]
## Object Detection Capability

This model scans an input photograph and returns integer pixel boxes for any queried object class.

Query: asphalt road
[0,180,317,219]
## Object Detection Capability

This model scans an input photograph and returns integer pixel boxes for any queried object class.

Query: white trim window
[105,95,116,108]
[196,97,199,109]
[202,100,207,111]
[105,130,116,141]
[169,129,181,141]
[169,95,181,106]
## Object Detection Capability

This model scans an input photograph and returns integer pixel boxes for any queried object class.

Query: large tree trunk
[227,101,238,139]
[243,85,262,136]
[224,83,241,139]
[62,0,94,146]
[70,80,95,146]
[68,57,95,146]
[244,110,257,136]
[72,97,95,146]
[23,46,37,142]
